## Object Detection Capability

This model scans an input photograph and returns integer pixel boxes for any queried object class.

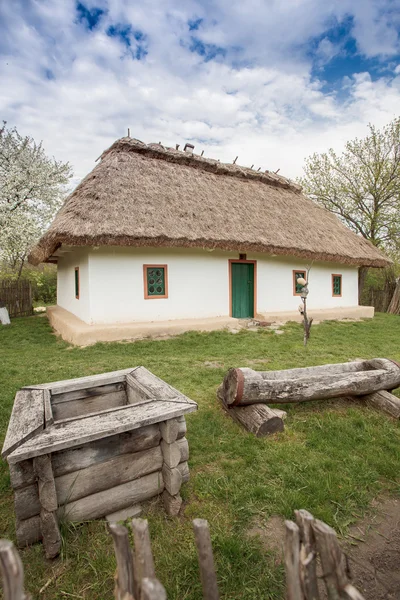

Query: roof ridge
[101,137,302,193]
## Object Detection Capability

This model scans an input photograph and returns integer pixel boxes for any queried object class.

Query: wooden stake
[140,577,167,600]
[108,523,135,600]
[193,519,219,600]
[0,539,30,600]
[284,520,304,600]
[295,510,319,600]
[131,519,156,600]
[312,519,348,600]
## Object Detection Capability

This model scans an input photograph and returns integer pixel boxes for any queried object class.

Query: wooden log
[14,485,40,521]
[193,519,219,600]
[8,399,196,464]
[16,516,41,547]
[177,438,189,462]
[44,389,54,427]
[295,510,319,600]
[2,389,45,459]
[141,578,167,600]
[162,464,182,495]
[312,519,348,600]
[162,490,182,516]
[217,384,285,436]
[9,425,161,490]
[106,504,142,523]
[177,417,187,440]
[0,539,30,600]
[364,390,400,419]
[59,471,164,522]
[223,359,400,406]
[284,520,304,600]
[108,523,135,600]
[55,445,163,505]
[160,419,180,443]
[52,390,127,422]
[33,454,61,559]
[177,461,190,483]
[131,518,156,600]
[39,510,61,559]
[160,440,181,468]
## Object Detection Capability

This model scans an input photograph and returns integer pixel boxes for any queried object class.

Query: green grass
[0,314,399,599]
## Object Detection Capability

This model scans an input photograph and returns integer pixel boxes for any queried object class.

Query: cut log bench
[219,359,400,437]
[1,367,197,558]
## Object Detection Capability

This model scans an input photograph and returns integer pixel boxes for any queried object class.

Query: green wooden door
[231,263,254,318]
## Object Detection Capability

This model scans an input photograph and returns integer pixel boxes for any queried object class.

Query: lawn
[0,314,399,599]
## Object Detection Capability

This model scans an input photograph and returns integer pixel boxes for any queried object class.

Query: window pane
[75,268,79,298]
[333,275,342,296]
[147,267,165,296]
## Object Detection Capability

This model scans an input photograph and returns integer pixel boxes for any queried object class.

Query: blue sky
[1,0,400,183]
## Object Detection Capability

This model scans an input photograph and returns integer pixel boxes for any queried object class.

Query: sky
[1,0,400,186]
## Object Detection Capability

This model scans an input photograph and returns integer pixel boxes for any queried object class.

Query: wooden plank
[55,446,163,505]
[364,390,400,419]
[8,400,197,464]
[59,471,164,522]
[34,455,58,512]
[52,390,127,421]
[2,390,44,459]
[24,368,134,394]
[193,519,220,600]
[126,373,153,404]
[43,389,54,427]
[129,367,197,406]
[51,382,126,404]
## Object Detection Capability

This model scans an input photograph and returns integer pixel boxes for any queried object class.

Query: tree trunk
[358,267,369,305]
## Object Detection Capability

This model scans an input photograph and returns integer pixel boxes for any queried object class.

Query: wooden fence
[0,513,366,600]
[0,281,33,318]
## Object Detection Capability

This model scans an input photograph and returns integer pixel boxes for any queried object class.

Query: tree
[298,117,400,257]
[0,122,72,276]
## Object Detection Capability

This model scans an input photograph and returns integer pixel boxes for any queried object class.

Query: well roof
[29,137,390,267]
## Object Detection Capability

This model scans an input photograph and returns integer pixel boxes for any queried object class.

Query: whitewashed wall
[57,248,90,323]
[56,246,359,324]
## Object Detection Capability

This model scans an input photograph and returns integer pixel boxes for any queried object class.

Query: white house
[29,137,390,345]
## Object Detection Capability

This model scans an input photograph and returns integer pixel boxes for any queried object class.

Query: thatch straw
[29,137,390,267]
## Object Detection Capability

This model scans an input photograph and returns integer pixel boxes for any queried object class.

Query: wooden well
[2,367,197,558]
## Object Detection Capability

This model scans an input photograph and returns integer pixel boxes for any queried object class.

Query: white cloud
[0,0,400,188]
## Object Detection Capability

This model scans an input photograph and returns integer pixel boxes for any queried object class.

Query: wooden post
[285,520,304,600]
[311,519,348,600]
[108,523,135,600]
[33,454,61,559]
[140,577,167,600]
[193,519,219,600]
[0,539,30,600]
[295,510,319,600]
[131,519,156,600]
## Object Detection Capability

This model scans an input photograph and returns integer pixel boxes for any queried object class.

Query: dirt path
[247,496,400,599]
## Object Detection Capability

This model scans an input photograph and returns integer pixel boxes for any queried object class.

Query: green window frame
[293,270,306,295]
[332,274,342,297]
[144,265,168,299]
[74,267,80,299]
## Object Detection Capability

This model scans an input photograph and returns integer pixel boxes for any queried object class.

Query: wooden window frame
[293,270,307,296]
[143,264,168,299]
[228,259,257,317]
[74,267,80,300]
[332,274,342,297]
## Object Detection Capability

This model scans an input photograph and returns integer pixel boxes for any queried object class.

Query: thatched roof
[29,137,390,267]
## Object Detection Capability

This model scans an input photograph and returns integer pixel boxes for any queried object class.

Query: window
[332,274,342,297]
[293,270,306,295]
[144,265,168,299]
[74,267,80,299]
